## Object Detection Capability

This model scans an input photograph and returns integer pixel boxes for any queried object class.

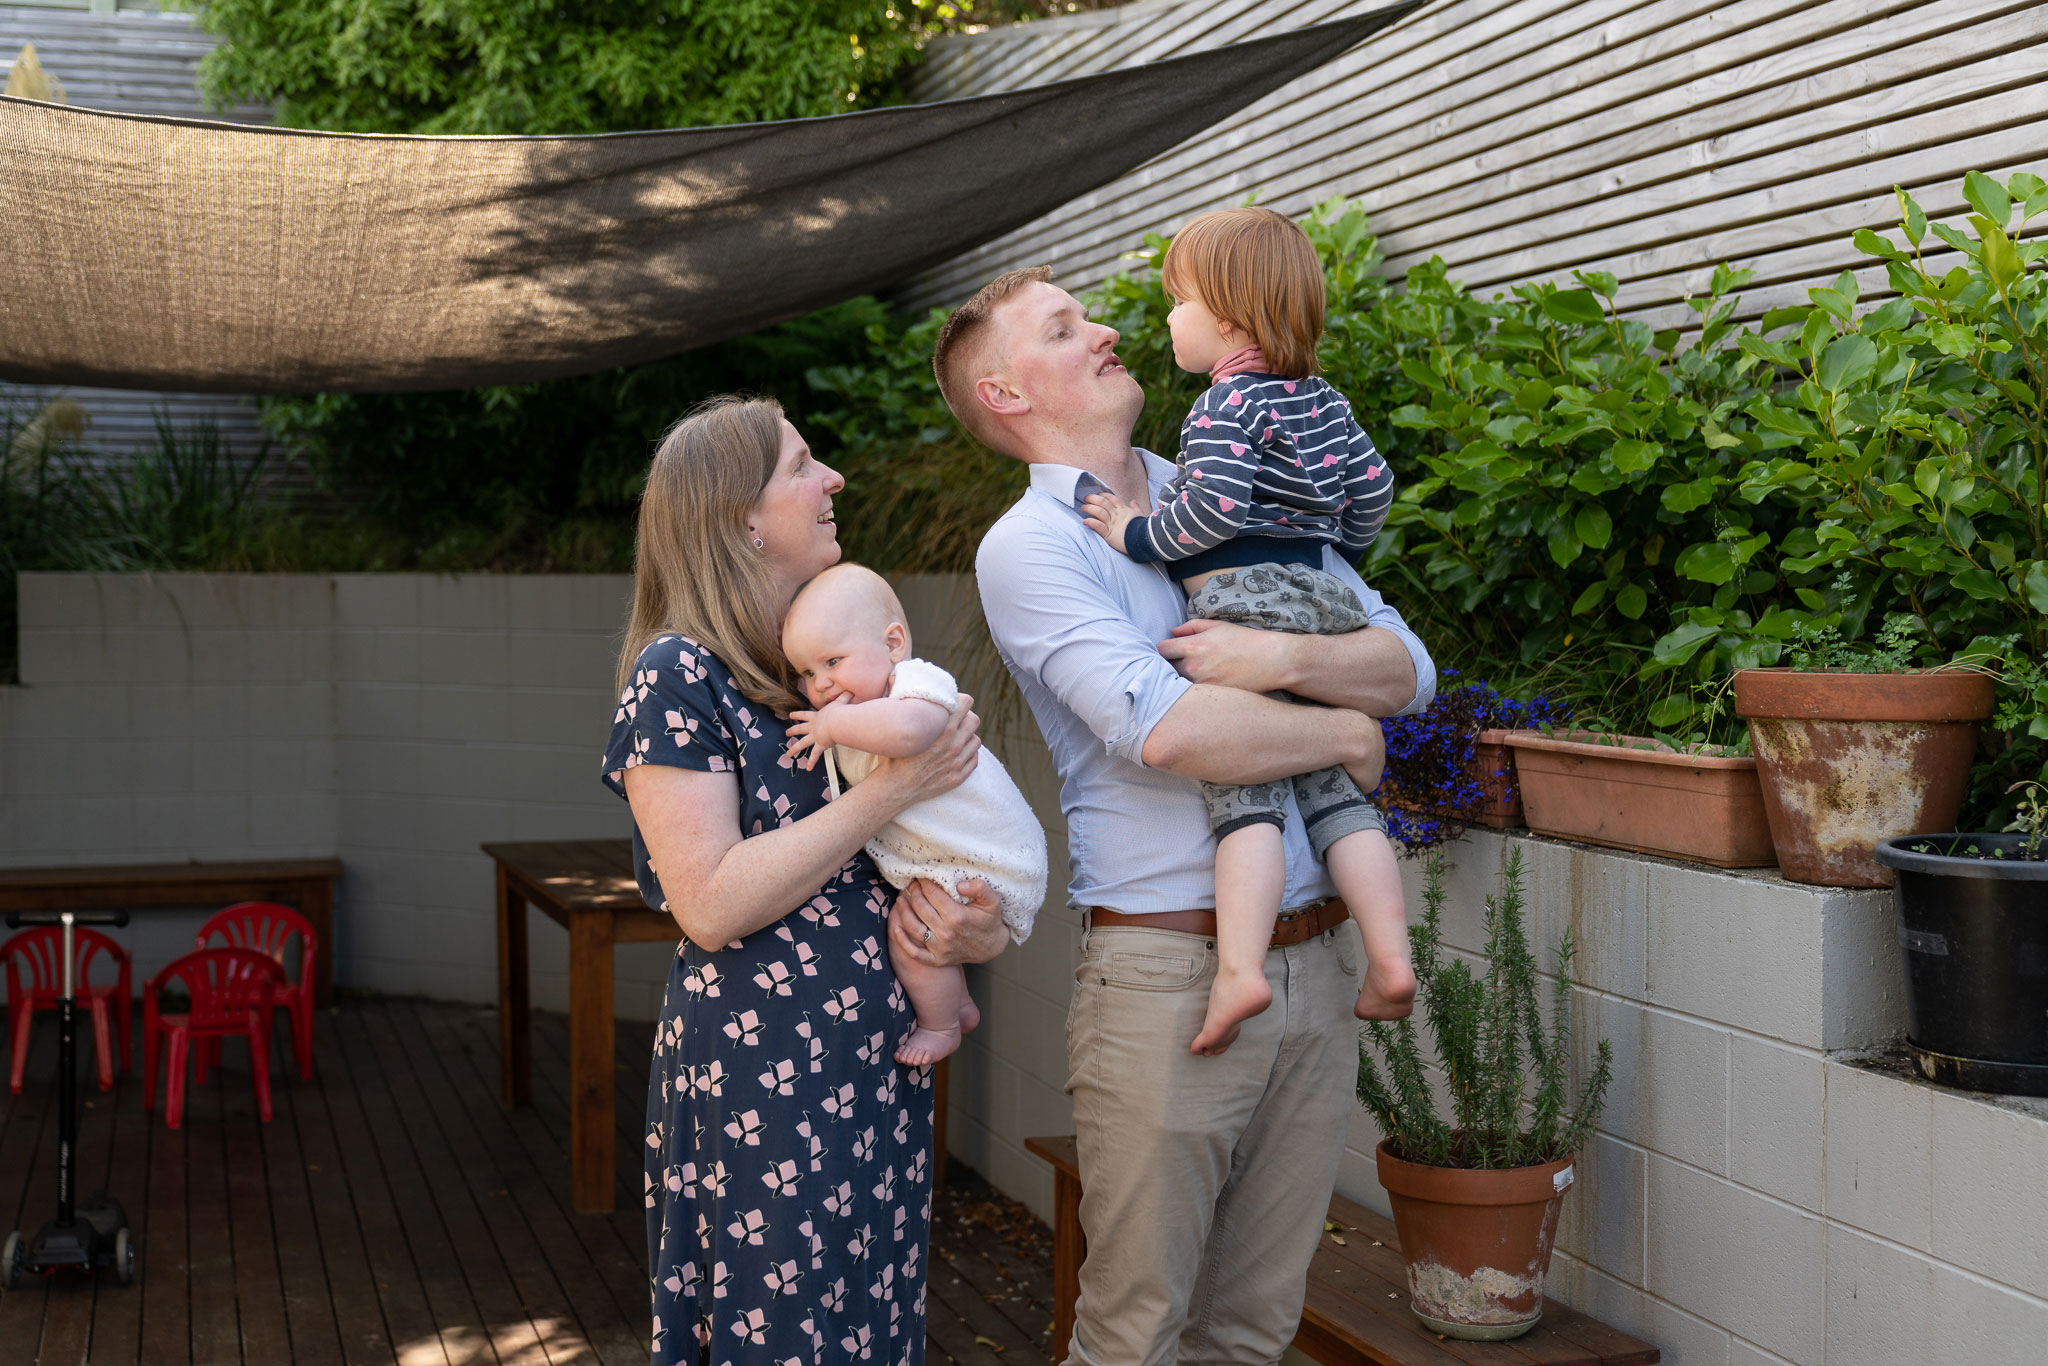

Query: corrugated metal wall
[904,0,2048,329]
[2,3,274,464]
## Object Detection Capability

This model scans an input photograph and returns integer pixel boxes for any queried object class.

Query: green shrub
[1355,849,1612,1169]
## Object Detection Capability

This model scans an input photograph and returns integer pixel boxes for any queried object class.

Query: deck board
[0,999,1057,1365]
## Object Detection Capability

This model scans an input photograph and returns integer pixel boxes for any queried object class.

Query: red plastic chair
[143,948,282,1129]
[1,925,132,1094]
[195,901,317,1082]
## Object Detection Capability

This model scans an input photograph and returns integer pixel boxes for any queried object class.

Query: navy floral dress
[602,634,932,1366]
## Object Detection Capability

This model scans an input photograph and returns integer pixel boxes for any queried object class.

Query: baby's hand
[785,706,835,770]
[1080,492,1141,555]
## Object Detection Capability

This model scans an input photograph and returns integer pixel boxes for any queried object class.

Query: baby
[1081,205,1416,1055]
[781,563,1047,1066]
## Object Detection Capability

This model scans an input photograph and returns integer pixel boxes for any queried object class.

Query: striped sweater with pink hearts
[1122,372,1392,567]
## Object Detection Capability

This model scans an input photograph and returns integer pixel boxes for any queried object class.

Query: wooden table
[489,838,951,1213]
[0,858,342,1006]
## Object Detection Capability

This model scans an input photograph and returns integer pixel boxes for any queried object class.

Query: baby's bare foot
[1191,968,1273,1056]
[1354,960,1418,1021]
[896,1023,963,1067]
[959,999,981,1036]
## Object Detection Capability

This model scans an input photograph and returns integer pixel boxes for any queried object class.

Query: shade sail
[0,5,1418,395]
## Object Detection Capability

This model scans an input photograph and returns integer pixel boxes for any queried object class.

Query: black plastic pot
[1875,834,2048,1096]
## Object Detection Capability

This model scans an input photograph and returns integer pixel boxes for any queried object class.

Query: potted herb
[1734,613,1995,887]
[1378,675,1568,848]
[1357,850,1612,1341]
[1502,691,1775,866]
[1873,782,2048,1096]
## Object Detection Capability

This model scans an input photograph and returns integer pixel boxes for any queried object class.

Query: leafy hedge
[804,172,2048,824]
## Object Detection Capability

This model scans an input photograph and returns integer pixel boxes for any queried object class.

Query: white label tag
[1553,1165,1574,1193]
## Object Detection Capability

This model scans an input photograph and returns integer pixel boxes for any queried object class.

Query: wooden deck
[0,998,1058,1365]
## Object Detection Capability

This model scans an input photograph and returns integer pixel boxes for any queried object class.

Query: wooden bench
[1025,1136,1659,1366]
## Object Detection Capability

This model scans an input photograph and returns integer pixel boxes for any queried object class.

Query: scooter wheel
[1,1230,22,1289]
[114,1228,135,1285]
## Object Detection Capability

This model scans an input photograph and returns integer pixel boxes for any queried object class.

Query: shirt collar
[1026,449,1176,512]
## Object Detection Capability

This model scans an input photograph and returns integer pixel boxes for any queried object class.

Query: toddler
[781,563,1047,1066]
[1081,205,1416,1055]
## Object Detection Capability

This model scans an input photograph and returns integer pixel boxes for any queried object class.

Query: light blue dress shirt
[975,450,1437,914]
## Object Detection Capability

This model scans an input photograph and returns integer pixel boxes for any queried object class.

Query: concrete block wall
[1344,832,2048,1366]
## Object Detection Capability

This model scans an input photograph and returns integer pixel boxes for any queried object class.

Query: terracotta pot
[1375,1141,1574,1341]
[1503,730,1776,867]
[1383,728,1525,829]
[1732,669,1995,887]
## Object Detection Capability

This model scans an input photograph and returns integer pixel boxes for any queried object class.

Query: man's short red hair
[931,265,1054,453]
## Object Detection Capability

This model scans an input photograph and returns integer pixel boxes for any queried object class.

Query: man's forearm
[1140,684,1380,785]
[1277,625,1419,716]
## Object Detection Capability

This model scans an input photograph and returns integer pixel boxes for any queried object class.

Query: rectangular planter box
[1503,729,1777,868]
[1380,728,1525,830]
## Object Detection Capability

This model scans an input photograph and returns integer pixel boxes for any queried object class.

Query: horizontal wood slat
[901,0,2048,330]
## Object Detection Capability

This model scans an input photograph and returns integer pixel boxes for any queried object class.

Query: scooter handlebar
[4,910,131,929]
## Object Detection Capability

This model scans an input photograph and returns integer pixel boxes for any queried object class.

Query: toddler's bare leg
[1323,829,1415,1020]
[1191,823,1282,1056]
[887,932,971,1066]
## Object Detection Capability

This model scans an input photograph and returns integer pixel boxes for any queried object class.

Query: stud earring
[752,536,765,550]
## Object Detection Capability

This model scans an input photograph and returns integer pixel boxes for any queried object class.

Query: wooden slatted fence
[904,0,2048,328]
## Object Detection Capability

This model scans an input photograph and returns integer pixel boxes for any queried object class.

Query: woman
[602,396,1009,1364]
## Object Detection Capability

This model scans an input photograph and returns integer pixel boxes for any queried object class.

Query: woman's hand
[889,876,1009,969]
[867,693,981,813]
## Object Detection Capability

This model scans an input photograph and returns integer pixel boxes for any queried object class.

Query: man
[932,266,1435,1364]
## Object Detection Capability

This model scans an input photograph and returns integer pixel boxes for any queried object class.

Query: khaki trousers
[1064,919,1363,1366]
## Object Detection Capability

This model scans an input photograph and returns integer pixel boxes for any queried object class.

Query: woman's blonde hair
[615,395,807,716]
[1160,206,1326,378]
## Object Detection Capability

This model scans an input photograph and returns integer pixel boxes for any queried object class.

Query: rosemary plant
[1356,849,1613,1169]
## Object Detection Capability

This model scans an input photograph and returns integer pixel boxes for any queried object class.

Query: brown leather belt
[1084,897,1349,948]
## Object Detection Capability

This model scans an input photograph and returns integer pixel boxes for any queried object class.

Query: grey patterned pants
[1187,562,1386,860]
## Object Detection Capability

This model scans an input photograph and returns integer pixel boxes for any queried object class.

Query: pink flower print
[645,1172,658,1211]
[773,793,792,818]
[664,710,696,746]
[792,942,821,976]
[894,1205,911,1244]
[851,935,884,971]
[823,985,864,1022]
[693,1060,728,1098]
[893,1107,913,1145]
[1225,390,1244,406]
[869,1262,896,1300]
[802,1221,827,1271]
[755,783,771,803]
[841,1324,874,1360]
[764,1259,803,1296]
[1218,497,1236,512]
[725,1207,769,1246]
[852,1126,878,1163]
[872,1165,898,1203]
[723,1009,765,1046]
[876,1067,900,1107]
[847,1224,876,1261]
[723,1108,765,1145]
[803,1120,825,1170]
[1229,442,1246,456]
[753,960,794,996]
[857,1030,887,1066]
[1194,414,1213,428]
[666,1163,687,1194]
[907,1150,929,1186]
[821,1276,849,1313]
[823,1082,858,1118]
[729,1307,769,1345]
[1284,381,1298,393]
[708,1260,733,1299]
[707,754,731,773]
[761,1159,801,1197]
[758,1058,798,1095]
[824,1180,855,1216]
[631,733,651,762]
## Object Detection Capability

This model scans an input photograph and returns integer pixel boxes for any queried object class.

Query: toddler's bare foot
[1354,960,1417,1021]
[1190,967,1273,1056]
[896,1022,963,1067]
[958,999,981,1036]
